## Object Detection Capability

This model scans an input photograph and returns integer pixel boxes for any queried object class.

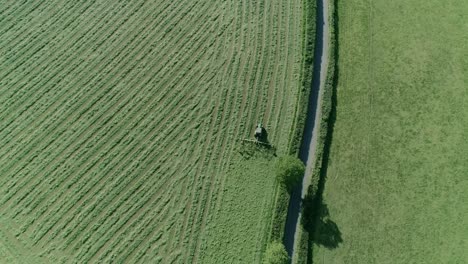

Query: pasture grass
[312,0,468,263]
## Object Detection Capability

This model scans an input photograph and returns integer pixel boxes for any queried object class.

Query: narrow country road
[283,0,330,262]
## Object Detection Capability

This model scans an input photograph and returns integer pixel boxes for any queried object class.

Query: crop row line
[0,0,53,36]
[66,85,215,260]
[0,0,142,143]
[7,33,216,237]
[0,0,201,180]
[25,34,218,254]
[179,0,251,258]
[0,0,169,129]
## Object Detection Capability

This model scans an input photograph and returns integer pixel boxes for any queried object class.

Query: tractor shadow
[254,125,270,145]
[239,127,276,159]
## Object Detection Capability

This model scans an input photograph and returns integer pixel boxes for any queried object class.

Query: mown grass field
[312,0,468,263]
[0,0,305,263]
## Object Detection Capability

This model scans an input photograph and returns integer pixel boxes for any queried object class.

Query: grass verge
[294,0,339,262]
[267,0,318,246]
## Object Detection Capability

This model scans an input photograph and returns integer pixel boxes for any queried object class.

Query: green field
[312,0,468,263]
[0,0,305,263]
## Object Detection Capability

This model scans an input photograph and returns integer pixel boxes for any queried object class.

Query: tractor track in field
[283,0,330,261]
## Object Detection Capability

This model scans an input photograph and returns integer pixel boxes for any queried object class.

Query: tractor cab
[254,123,264,141]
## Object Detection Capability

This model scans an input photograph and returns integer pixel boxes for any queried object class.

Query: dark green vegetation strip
[268,0,317,245]
[288,0,317,156]
[296,0,338,262]
[268,185,290,242]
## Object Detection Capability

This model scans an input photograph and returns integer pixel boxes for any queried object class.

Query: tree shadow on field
[302,197,343,263]
[312,203,342,249]
[302,182,343,250]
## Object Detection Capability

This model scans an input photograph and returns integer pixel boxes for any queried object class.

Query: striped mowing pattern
[0,0,303,263]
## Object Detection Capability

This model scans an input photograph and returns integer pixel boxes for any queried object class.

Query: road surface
[283,0,330,262]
